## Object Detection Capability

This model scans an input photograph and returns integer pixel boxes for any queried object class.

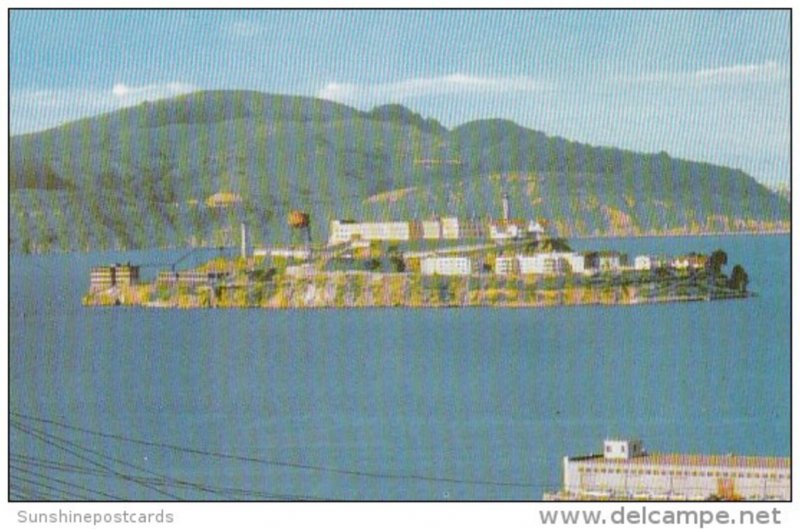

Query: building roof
[570,453,790,470]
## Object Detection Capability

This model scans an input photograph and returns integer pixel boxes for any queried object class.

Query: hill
[9,90,790,253]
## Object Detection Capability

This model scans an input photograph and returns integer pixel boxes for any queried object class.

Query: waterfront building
[90,264,140,291]
[420,256,472,276]
[545,439,790,501]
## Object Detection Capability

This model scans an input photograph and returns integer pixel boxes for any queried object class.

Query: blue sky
[10,10,790,186]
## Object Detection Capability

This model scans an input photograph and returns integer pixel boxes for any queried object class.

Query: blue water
[9,235,790,501]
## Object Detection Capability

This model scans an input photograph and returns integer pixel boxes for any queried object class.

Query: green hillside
[9,90,790,254]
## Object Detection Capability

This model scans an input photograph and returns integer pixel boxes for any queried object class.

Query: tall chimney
[240,222,248,259]
[502,192,510,221]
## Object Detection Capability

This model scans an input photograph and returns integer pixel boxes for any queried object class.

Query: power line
[12,420,184,500]
[12,411,549,489]
[10,471,99,501]
[11,421,331,501]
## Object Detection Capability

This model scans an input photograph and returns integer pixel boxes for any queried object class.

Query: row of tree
[708,249,749,293]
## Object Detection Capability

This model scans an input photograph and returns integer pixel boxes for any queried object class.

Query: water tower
[288,210,312,249]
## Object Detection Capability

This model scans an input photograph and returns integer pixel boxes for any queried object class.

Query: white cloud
[318,74,551,105]
[694,61,783,83]
[11,82,196,134]
[111,82,194,100]
[619,61,787,86]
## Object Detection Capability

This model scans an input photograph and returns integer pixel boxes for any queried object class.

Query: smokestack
[240,222,248,259]
[502,192,510,221]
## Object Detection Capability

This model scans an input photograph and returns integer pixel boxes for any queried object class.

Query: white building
[440,217,460,239]
[597,252,627,272]
[527,220,547,241]
[496,252,587,276]
[546,439,790,501]
[671,254,708,270]
[517,253,569,275]
[328,220,411,245]
[563,252,590,275]
[422,220,442,240]
[489,221,522,240]
[489,220,546,241]
[421,256,472,276]
[634,255,653,271]
[494,256,518,275]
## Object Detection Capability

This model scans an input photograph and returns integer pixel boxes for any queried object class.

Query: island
[83,201,751,310]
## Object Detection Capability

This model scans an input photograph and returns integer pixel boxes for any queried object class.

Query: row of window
[576,466,788,480]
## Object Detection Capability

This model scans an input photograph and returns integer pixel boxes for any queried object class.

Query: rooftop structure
[545,439,790,501]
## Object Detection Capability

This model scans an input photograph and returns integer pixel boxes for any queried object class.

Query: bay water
[9,235,790,500]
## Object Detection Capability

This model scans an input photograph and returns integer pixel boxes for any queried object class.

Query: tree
[728,265,749,293]
[708,249,728,276]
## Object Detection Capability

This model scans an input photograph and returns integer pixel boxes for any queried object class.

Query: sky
[9,10,790,186]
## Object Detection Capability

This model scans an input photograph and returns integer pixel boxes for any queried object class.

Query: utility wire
[11,421,331,501]
[12,411,549,489]
[10,471,98,501]
[12,420,184,500]
[11,463,125,500]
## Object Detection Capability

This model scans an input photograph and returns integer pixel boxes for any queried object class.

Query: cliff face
[10,90,790,254]
[83,271,747,310]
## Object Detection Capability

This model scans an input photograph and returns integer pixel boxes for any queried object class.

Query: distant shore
[568,229,790,241]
